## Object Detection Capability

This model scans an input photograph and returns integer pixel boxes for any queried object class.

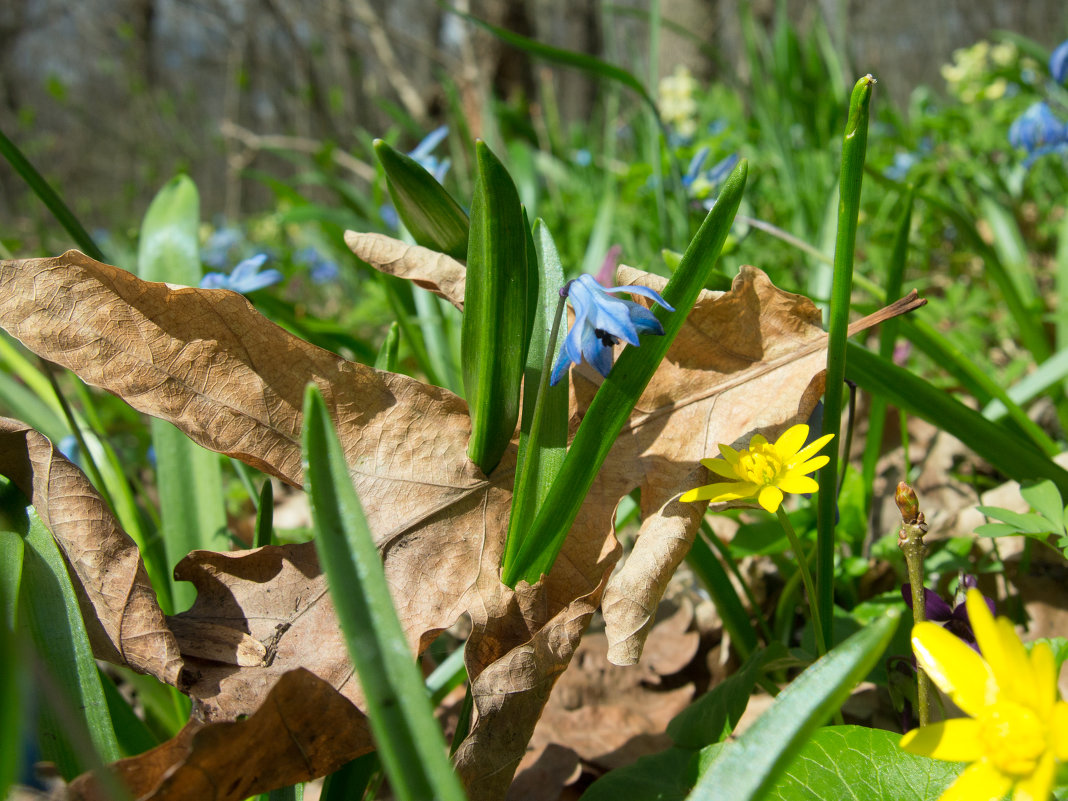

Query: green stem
[776,507,826,657]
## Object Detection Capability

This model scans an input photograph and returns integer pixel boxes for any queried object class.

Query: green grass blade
[502,160,748,587]
[254,480,275,549]
[687,609,900,801]
[503,220,568,575]
[375,321,401,372]
[462,141,531,474]
[0,127,106,261]
[816,76,873,649]
[0,477,121,778]
[320,753,381,801]
[302,385,467,801]
[846,343,1068,494]
[448,8,657,113]
[0,518,25,797]
[137,176,227,613]
[98,668,159,757]
[374,139,469,260]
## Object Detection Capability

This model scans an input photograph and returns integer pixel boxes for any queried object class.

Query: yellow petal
[792,454,829,477]
[912,621,995,716]
[776,473,819,494]
[773,424,808,459]
[792,432,835,465]
[940,761,1013,801]
[718,443,740,464]
[757,485,784,513]
[991,616,1034,705]
[1028,641,1056,717]
[681,481,758,504]
[899,719,985,762]
[702,458,742,480]
[749,434,769,448]
[1013,750,1056,801]
[1050,702,1068,761]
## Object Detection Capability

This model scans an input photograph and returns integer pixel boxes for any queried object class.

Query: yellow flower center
[737,443,783,486]
[978,701,1047,776]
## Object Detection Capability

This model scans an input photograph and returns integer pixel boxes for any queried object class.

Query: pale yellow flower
[900,590,1068,801]
[680,423,833,513]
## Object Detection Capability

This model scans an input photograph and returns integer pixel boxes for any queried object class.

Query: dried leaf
[345,231,466,309]
[0,419,182,687]
[0,249,921,799]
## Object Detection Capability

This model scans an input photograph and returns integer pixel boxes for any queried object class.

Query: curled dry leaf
[345,230,467,309]
[0,247,922,799]
[0,418,182,687]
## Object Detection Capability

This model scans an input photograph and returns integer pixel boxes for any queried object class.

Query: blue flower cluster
[1008,39,1068,167]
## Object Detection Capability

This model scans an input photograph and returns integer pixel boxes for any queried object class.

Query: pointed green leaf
[503,220,568,573]
[302,385,467,801]
[462,141,530,474]
[374,140,469,260]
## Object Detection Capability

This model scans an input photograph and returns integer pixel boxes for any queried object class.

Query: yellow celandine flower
[900,589,1068,801]
[679,423,833,513]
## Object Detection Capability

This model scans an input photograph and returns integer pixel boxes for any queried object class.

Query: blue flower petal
[604,282,675,312]
[580,324,614,378]
[409,125,449,161]
[1050,39,1068,84]
[628,303,666,335]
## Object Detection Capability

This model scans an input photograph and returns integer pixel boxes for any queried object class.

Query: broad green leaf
[462,141,530,474]
[1,477,121,779]
[502,160,748,586]
[845,343,1068,497]
[975,507,1057,535]
[302,385,467,801]
[0,516,24,797]
[974,522,1022,539]
[374,139,469,260]
[687,609,900,801]
[762,726,962,801]
[582,743,702,801]
[1021,480,1066,529]
[137,175,227,613]
[502,220,568,573]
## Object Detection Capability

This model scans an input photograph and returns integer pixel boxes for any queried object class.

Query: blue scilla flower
[202,225,245,269]
[200,253,283,293]
[885,151,920,181]
[1050,38,1068,84]
[1008,101,1068,166]
[550,274,676,385]
[295,247,340,284]
[408,125,451,184]
[683,149,740,208]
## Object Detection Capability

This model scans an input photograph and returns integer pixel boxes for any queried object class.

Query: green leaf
[762,726,962,801]
[0,520,25,797]
[1021,480,1066,530]
[462,141,530,474]
[687,609,900,801]
[99,668,159,757]
[975,507,1058,535]
[845,343,1068,497]
[817,75,874,650]
[0,127,106,261]
[502,220,568,574]
[137,176,227,613]
[974,522,1023,539]
[302,385,467,801]
[582,744,703,801]
[374,139,469,260]
[374,321,401,372]
[0,477,121,779]
[502,160,748,586]
[685,529,759,658]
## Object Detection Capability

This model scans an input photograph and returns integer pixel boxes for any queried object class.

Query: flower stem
[776,507,827,658]
[896,482,931,726]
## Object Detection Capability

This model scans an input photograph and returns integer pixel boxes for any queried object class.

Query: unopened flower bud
[895,482,920,524]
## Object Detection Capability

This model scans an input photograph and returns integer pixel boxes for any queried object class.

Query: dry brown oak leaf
[0,249,920,799]
[0,250,617,801]
[351,234,923,666]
